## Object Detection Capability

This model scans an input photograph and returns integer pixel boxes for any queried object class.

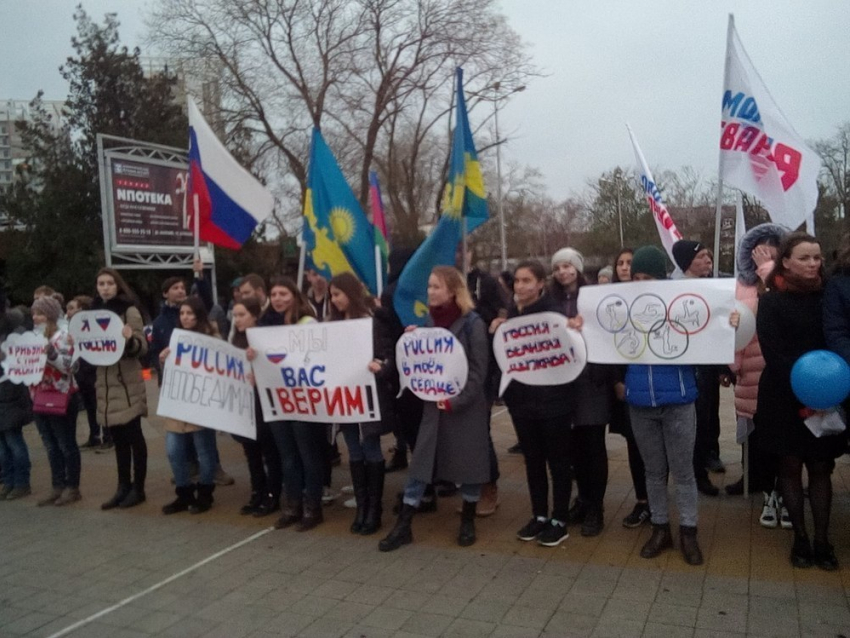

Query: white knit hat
[551,247,584,274]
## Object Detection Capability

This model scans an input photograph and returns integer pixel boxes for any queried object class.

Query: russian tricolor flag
[187,99,274,249]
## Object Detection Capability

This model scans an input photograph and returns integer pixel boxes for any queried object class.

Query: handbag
[32,388,72,416]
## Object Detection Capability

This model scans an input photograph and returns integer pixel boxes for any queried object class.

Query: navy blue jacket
[625,364,698,408]
[823,273,850,366]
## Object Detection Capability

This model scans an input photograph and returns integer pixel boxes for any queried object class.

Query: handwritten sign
[395,327,468,402]
[493,312,587,395]
[157,329,255,438]
[1,332,48,385]
[248,318,380,424]
[577,279,736,365]
[68,310,126,366]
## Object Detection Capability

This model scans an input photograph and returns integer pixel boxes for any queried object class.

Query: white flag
[718,15,821,232]
[626,124,684,264]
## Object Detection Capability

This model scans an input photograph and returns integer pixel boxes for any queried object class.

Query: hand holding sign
[492,312,587,396]
[396,327,468,402]
[68,311,126,366]
[1,332,48,385]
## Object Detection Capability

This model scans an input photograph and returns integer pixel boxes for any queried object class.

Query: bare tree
[814,122,850,219]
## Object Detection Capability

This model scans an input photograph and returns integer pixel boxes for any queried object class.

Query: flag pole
[296,227,306,292]
[374,244,383,297]
[193,193,201,259]
[713,14,735,277]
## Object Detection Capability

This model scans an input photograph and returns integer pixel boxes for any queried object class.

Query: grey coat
[407,312,491,486]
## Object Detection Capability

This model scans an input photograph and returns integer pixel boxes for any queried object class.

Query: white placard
[396,327,469,402]
[248,318,380,424]
[1,332,49,385]
[68,310,126,366]
[157,329,256,439]
[493,312,587,395]
[577,279,736,365]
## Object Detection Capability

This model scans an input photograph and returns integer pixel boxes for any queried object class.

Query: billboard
[108,157,193,248]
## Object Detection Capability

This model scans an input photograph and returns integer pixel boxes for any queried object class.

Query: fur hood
[736,223,788,286]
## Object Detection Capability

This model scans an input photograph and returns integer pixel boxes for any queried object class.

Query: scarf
[773,271,823,294]
[430,302,462,329]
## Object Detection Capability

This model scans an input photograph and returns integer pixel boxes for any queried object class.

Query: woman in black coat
[756,232,844,570]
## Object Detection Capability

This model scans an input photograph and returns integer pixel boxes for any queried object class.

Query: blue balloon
[791,350,850,410]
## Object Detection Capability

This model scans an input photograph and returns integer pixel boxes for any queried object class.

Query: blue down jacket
[625,364,698,408]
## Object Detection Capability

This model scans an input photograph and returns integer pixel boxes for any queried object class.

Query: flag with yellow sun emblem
[393,67,489,326]
[302,128,379,294]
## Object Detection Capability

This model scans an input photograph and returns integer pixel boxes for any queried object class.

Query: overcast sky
[1,0,847,200]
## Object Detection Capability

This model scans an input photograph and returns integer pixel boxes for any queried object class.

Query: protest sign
[1,332,48,385]
[577,279,736,365]
[68,310,126,366]
[396,327,468,402]
[157,329,255,438]
[248,318,380,424]
[493,312,587,395]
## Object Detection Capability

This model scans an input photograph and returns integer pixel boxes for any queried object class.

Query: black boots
[567,498,587,524]
[640,523,673,558]
[163,485,196,515]
[581,504,604,537]
[119,484,146,509]
[275,498,302,529]
[189,484,214,514]
[350,461,368,534]
[240,491,264,515]
[361,461,385,535]
[458,500,477,547]
[679,525,704,565]
[385,447,408,473]
[101,483,131,510]
[379,503,415,552]
[297,500,324,532]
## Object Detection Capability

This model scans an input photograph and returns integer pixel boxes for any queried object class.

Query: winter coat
[0,311,32,431]
[625,364,698,408]
[502,294,576,421]
[92,297,148,428]
[823,271,850,367]
[359,316,396,439]
[407,311,491,486]
[755,286,846,459]
[150,277,214,369]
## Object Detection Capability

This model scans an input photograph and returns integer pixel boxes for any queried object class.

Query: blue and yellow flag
[393,67,489,325]
[302,128,378,295]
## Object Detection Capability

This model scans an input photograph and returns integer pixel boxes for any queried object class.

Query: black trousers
[693,367,721,480]
[233,402,282,499]
[571,424,608,506]
[111,416,147,489]
[513,414,572,522]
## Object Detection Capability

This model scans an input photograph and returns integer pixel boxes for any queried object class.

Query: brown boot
[679,525,704,566]
[640,523,673,558]
[476,482,499,517]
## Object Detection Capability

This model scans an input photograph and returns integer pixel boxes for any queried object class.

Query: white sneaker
[777,496,793,529]
[322,487,337,505]
[341,485,354,494]
[343,497,356,509]
[759,491,778,528]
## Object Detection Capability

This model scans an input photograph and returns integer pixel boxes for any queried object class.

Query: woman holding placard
[248,276,325,532]
[757,233,843,570]
[0,309,33,501]
[92,268,149,510]
[158,297,221,515]
[328,272,393,535]
[30,295,81,507]
[230,297,283,517]
[379,266,490,551]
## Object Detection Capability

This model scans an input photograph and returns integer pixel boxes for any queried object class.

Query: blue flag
[302,128,379,295]
[393,68,489,325]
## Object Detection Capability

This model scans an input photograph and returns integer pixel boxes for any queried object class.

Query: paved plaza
[2,385,850,638]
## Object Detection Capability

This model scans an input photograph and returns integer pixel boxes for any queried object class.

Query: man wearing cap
[672,240,724,497]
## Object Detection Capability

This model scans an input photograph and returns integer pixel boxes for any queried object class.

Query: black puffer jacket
[0,309,33,432]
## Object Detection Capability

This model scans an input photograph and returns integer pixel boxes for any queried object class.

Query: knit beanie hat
[671,240,705,273]
[597,266,613,281]
[551,247,584,274]
[32,296,62,323]
[631,246,668,280]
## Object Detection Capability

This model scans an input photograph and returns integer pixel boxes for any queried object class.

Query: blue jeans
[341,425,383,463]
[270,421,326,504]
[166,429,217,487]
[403,478,481,506]
[0,427,31,489]
[34,403,81,489]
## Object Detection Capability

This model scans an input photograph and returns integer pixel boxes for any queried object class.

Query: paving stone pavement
[3,383,850,637]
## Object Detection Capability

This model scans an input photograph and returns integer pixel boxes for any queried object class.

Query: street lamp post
[492,82,525,272]
[602,172,625,248]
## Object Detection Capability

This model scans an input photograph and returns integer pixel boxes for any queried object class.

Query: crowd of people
[1,227,848,571]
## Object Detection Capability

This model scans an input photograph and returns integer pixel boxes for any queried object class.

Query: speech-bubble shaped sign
[1,331,49,385]
[395,327,468,402]
[493,311,587,396]
[68,310,126,366]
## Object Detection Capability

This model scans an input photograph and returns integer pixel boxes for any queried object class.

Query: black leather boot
[567,497,587,525]
[379,503,415,552]
[240,491,263,515]
[275,497,302,529]
[101,483,131,510]
[640,523,673,558]
[458,500,477,547]
[189,484,215,514]
[118,484,146,509]
[384,447,408,473]
[679,525,704,565]
[360,461,385,535]
[349,461,368,534]
[163,485,195,515]
[580,503,604,537]
[296,499,324,532]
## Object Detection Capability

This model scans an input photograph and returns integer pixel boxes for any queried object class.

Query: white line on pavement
[492,407,508,418]
[46,527,274,638]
